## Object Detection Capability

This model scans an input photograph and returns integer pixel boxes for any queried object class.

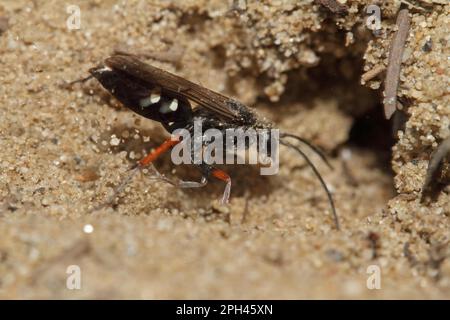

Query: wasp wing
[105,54,241,121]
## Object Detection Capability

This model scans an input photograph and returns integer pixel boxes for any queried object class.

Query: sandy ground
[0,0,449,299]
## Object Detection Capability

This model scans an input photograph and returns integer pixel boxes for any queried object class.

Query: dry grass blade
[383,9,411,119]
[422,137,450,199]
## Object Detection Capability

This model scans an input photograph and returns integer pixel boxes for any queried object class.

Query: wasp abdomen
[89,65,192,131]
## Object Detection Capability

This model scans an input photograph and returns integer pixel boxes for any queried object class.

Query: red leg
[140,137,210,188]
[211,168,232,204]
[139,136,181,166]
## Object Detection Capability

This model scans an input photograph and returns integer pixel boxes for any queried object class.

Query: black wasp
[74,54,340,229]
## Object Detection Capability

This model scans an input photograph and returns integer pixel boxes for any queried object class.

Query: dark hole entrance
[348,102,396,174]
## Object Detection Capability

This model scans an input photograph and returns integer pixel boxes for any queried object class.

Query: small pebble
[110,135,121,146]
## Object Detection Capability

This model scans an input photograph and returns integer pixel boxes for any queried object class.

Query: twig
[383,8,411,119]
[314,0,348,15]
[400,0,427,12]
[361,65,386,84]
[422,136,450,200]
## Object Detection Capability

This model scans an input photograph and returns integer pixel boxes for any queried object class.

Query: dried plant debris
[383,8,411,119]
[399,0,448,12]
[361,64,386,84]
[314,0,349,15]
[422,137,450,200]
[0,16,8,34]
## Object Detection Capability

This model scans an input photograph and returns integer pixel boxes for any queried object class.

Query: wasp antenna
[65,74,94,88]
[112,49,134,56]
[280,132,333,170]
[280,139,340,230]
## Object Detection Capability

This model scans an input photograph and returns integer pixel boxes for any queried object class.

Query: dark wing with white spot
[105,54,241,121]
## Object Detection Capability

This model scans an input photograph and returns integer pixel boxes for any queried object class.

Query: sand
[0,0,449,299]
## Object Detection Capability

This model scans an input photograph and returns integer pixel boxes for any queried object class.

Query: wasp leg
[422,137,450,201]
[210,167,232,204]
[139,136,181,166]
[180,164,232,204]
[90,137,181,212]
[157,164,230,204]
[124,135,181,188]
[90,165,142,212]
[137,135,207,187]
[148,170,208,189]
[141,142,212,192]
[177,177,208,188]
